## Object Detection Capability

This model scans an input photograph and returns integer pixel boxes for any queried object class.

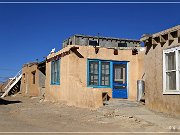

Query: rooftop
[141,25,180,41]
[152,25,180,37]
[64,34,140,43]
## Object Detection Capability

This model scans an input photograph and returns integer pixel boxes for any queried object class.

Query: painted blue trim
[87,59,129,88]
[127,62,129,98]
[50,59,60,85]
[57,59,60,84]
[99,61,111,87]
[87,59,89,87]
[88,86,111,88]
[98,61,101,86]
[87,59,112,88]
[51,60,53,85]
[87,58,130,98]
[87,59,99,87]
[112,61,128,98]
[110,61,113,89]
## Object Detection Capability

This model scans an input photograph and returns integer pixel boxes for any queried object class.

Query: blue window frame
[101,62,110,86]
[51,59,60,85]
[87,59,111,88]
[89,61,99,86]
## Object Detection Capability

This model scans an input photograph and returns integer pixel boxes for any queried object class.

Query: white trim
[163,46,180,94]
[175,50,179,91]
[163,91,180,95]
[163,51,166,94]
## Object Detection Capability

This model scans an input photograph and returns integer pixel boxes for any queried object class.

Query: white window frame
[163,46,180,94]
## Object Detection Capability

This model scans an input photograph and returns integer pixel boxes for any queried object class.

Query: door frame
[112,61,129,98]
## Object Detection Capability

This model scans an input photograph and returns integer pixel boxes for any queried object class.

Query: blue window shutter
[51,61,53,84]
[57,59,60,84]
[88,60,99,86]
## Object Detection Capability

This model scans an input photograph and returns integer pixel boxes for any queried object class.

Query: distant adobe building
[21,61,46,97]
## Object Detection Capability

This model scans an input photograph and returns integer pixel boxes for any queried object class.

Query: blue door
[112,62,128,98]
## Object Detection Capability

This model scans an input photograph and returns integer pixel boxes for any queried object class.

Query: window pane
[114,64,126,84]
[118,43,127,47]
[101,62,110,86]
[166,71,176,90]
[166,52,176,70]
[89,40,98,46]
[89,61,99,85]
[94,64,98,74]
[51,60,60,84]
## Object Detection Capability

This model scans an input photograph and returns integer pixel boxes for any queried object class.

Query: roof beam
[168,33,174,41]
[152,38,158,45]
[178,30,180,37]
[160,35,166,43]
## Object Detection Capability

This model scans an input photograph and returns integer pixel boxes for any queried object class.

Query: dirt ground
[0,94,180,135]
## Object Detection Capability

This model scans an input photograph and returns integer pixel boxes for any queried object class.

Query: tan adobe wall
[45,45,144,109]
[144,37,180,116]
[0,79,12,92]
[0,83,5,92]
[21,64,41,97]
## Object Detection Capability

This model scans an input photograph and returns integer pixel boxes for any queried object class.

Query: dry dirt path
[0,95,180,134]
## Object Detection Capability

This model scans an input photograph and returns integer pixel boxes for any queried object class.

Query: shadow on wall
[0,98,22,105]
[145,43,152,55]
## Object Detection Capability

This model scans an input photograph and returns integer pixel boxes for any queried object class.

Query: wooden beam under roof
[152,38,158,45]
[160,35,166,43]
[168,33,174,41]
[178,30,180,37]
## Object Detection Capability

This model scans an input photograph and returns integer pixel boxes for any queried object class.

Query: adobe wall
[63,35,140,48]
[0,79,11,92]
[145,38,180,116]
[21,64,41,97]
[0,83,5,93]
[45,45,144,109]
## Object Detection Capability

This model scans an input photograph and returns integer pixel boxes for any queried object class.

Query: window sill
[51,83,60,85]
[87,85,111,88]
[163,91,180,95]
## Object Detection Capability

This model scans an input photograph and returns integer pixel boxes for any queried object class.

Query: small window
[101,62,110,86]
[118,43,127,47]
[88,60,110,87]
[114,64,126,83]
[23,73,25,83]
[32,71,36,84]
[163,46,180,94]
[70,41,72,45]
[51,59,60,85]
[89,40,98,46]
[89,61,99,86]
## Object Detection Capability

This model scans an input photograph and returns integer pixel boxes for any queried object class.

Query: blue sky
[0,2,180,82]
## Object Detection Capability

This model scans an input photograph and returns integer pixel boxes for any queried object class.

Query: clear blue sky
[0,2,180,82]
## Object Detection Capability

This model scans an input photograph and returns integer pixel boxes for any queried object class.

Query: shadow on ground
[0,98,22,105]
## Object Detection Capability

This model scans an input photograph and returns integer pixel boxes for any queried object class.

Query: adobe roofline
[22,60,46,68]
[63,34,140,43]
[152,25,180,38]
[141,25,180,41]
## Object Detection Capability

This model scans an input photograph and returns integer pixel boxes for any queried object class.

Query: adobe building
[21,61,46,97]
[45,35,145,109]
[141,25,180,116]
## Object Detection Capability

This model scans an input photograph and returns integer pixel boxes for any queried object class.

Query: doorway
[112,62,128,98]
